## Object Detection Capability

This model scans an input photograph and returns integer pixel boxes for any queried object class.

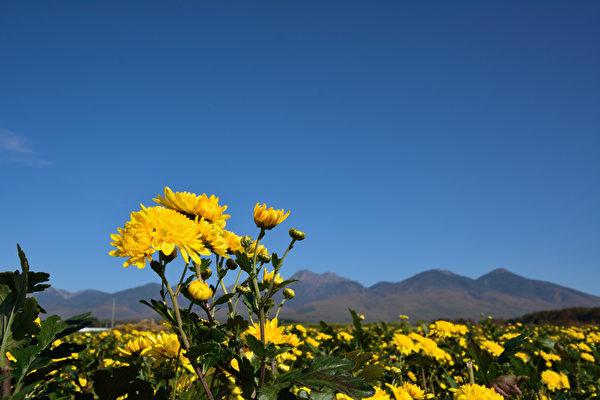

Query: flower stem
[158,266,215,400]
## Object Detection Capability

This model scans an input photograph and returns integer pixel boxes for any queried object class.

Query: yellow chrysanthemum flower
[541,370,570,391]
[262,268,283,285]
[253,203,290,230]
[188,279,213,301]
[221,230,243,254]
[392,333,415,356]
[244,318,288,345]
[246,241,270,258]
[480,340,504,357]
[402,382,424,400]
[453,384,503,400]
[364,387,391,400]
[118,336,151,356]
[196,218,229,257]
[385,383,412,400]
[581,352,595,362]
[110,205,210,268]
[109,220,154,269]
[154,187,230,228]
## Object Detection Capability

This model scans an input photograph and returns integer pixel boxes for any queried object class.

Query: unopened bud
[201,268,212,280]
[240,235,254,250]
[258,253,271,264]
[283,288,295,300]
[226,259,238,270]
[289,229,306,241]
[236,285,251,295]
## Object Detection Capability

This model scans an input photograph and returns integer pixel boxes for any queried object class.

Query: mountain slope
[35,269,600,322]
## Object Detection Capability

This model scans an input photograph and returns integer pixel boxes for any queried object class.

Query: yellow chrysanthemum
[364,387,391,400]
[541,370,570,391]
[221,230,243,254]
[246,241,270,258]
[402,382,424,400]
[118,336,151,356]
[188,279,213,301]
[244,318,288,345]
[581,352,595,362]
[154,187,230,228]
[480,340,504,357]
[453,384,503,400]
[392,333,416,356]
[109,220,154,269]
[110,205,210,268]
[196,218,229,257]
[385,383,412,400]
[253,202,290,230]
[430,320,468,338]
[262,268,283,285]
[141,332,182,361]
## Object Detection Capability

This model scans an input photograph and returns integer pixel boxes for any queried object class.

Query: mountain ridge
[35,268,600,322]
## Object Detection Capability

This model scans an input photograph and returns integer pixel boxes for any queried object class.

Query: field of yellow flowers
[2,187,599,399]
[31,315,600,399]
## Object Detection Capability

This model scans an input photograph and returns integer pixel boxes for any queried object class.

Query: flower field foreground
[1,187,599,399]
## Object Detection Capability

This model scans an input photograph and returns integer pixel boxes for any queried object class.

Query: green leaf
[235,252,252,274]
[92,365,156,400]
[344,351,372,372]
[222,315,249,338]
[498,333,528,364]
[359,364,386,382]
[213,293,235,307]
[274,356,374,399]
[245,334,266,358]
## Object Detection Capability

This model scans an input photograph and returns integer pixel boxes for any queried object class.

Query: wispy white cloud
[0,130,53,166]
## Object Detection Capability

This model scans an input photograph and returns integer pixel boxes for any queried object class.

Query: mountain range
[35,268,600,323]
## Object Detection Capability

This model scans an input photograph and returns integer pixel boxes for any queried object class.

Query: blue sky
[1,1,599,296]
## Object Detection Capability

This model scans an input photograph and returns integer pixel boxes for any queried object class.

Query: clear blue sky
[1,1,599,296]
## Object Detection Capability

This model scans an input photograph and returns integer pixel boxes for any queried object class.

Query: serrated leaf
[213,293,235,307]
[344,351,372,372]
[245,334,266,358]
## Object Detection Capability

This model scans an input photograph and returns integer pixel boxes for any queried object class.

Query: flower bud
[201,268,212,280]
[226,259,238,270]
[236,285,251,295]
[283,288,295,300]
[258,253,271,264]
[289,229,306,241]
[188,280,213,301]
[240,235,254,250]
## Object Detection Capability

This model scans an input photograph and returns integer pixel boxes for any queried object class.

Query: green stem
[274,299,286,320]
[174,263,189,296]
[262,239,296,319]
[158,266,215,400]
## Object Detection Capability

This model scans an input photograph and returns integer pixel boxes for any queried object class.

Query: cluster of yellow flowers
[110,187,290,268]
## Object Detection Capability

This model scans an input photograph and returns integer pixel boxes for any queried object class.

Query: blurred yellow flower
[453,383,503,400]
[262,268,283,285]
[385,383,412,400]
[541,370,570,391]
[253,203,290,230]
[154,187,230,228]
